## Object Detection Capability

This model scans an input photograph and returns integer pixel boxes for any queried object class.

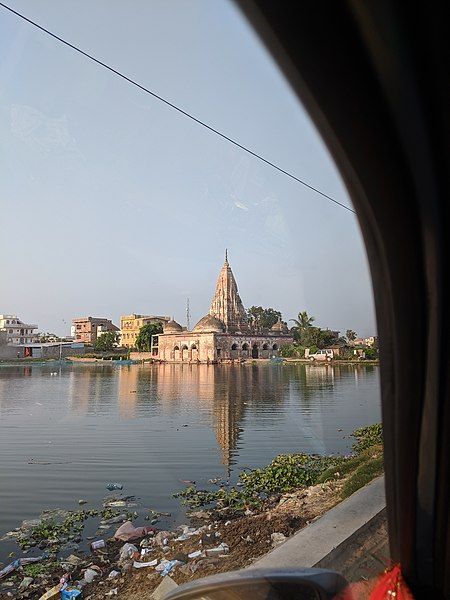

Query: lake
[0,362,380,560]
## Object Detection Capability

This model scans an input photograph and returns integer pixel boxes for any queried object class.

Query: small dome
[271,318,287,333]
[164,319,182,333]
[193,314,225,333]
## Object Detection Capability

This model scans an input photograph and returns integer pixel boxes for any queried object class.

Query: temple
[157,253,293,363]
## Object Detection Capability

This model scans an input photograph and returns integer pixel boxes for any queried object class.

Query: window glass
[0,1,381,597]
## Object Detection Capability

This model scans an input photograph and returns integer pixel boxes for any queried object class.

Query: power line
[0,1,355,215]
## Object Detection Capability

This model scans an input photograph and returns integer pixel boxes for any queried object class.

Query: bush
[364,347,379,360]
[280,344,304,358]
[341,455,384,499]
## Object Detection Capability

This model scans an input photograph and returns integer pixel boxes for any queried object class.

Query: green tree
[247,306,282,329]
[346,329,357,342]
[94,331,120,351]
[135,322,163,352]
[290,311,315,342]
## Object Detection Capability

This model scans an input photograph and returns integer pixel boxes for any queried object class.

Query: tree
[346,329,357,342]
[94,331,120,351]
[135,322,163,352]
[247,306,282,329]
[290,310,315,342]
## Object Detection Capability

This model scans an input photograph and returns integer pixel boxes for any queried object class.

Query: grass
[341,455,384,499]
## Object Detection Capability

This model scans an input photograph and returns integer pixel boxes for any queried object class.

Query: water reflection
[0,362,380,562]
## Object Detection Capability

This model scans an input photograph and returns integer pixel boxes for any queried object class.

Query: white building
[0,314,39,345]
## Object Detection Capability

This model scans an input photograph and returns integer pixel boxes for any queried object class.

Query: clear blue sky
[0,0,375,337]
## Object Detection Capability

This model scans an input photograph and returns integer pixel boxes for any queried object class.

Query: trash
[103,500,126,508]
[60,587,82,599]
[179,480,195,484]
[83,569,98,584]
[114,521,155,542]
[78,500,87,505]
[106,483,123,491]
[19,577,33,591]
[101,514,127,525]
[119,543,138,560]
[90,539,105,550]
[161,560,182,576]
[133,559,158,569]
[39,584,63,600]
[140,548,154,556]
[0,555,45,579]
[188,511,210,520]
[271,532,287,546]
[140,538,155,548]
[106,589,118,596]
[188,550,203,559]
[108,570,120,579]
[65,555,82,567]
[0,560,19,580]
[155,531,172,547]
[208,477,222,484]
[205,543,230,557]
[155,559,170,573]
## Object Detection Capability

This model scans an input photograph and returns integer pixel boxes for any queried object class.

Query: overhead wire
[0,1,355,215]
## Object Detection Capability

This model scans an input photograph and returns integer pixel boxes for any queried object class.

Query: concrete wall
[130,352,154,361]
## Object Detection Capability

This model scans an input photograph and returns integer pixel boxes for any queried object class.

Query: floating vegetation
[174,423,384,512]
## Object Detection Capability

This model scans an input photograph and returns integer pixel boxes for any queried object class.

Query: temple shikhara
[157,252,293,363]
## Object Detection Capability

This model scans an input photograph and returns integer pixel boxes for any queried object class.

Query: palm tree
[290,311,315,344]
[290,311,315,331]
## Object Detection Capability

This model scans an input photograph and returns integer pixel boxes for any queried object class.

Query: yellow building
[120,314,170,348]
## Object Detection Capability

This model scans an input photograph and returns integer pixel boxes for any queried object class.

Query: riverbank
[0,425,383,599]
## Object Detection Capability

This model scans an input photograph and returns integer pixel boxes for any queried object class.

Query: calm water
[0,362,380,559]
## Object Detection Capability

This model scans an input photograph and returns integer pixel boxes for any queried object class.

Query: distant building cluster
[1,254,377,362]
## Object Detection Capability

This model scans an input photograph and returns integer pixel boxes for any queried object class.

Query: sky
[0,0,376,337]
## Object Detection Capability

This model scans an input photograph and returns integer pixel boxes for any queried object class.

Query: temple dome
[164,319,182,333]
[193,315,225,333]
[271,318,287,333]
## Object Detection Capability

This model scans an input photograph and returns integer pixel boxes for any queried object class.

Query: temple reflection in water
[63,362,378,472]
[116,363,286,471]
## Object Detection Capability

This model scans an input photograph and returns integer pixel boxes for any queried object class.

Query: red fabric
[335,564,414,600]
[369,565,414,600]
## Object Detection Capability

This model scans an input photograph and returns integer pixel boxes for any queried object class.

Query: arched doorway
[242,343,249,358]
[191,343,198,361]
[174,345,180,361]
[261,342,269,358]
[230,342,238,359]
[181,345,189,361]
[272,343,278,357]
[252,343,259,359]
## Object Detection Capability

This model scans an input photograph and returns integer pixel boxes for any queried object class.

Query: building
[120,314,171,348]
[157,253,293,363]
[353,336,378,347]
[71,317,119,345]
[0,314,39,345]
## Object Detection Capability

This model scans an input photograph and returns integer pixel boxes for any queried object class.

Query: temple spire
[209,255,248,333]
